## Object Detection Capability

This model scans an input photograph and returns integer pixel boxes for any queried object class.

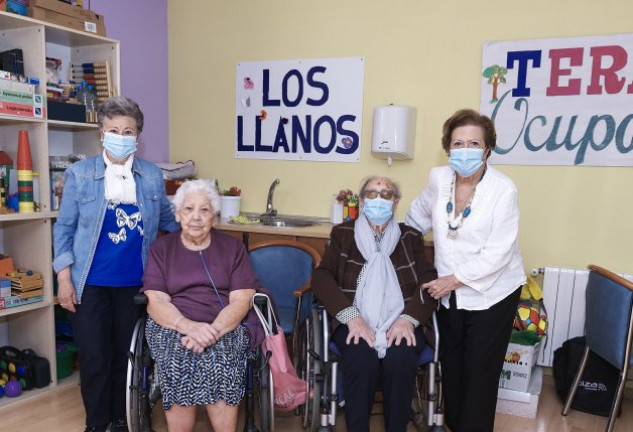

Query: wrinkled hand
[180,335,206,353]
[346,317,375,347]
[180,321,219,350]
[422,274,462,300]
[387,317,415,347]
[57,269,77,313]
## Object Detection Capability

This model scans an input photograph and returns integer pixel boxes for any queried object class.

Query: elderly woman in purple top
[141,179,260,432]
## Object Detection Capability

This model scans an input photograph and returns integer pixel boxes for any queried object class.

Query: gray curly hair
[97,96,144,133]
[172,179,221,214]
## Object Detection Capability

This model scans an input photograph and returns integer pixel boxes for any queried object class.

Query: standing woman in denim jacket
[53,96,180,432]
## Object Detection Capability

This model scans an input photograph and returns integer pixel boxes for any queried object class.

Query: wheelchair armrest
[134,293,148,305]
[293,282,311,298]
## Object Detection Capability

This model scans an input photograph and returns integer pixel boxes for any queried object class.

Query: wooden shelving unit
[0,10,119,408]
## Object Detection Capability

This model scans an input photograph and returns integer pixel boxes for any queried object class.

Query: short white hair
[172,179,221,214]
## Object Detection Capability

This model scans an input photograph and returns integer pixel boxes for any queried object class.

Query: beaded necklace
[446,166,486,240]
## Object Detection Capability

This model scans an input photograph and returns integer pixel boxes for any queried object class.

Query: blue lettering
[615,114,633,153]
[272,120,290,153]
[335,115,359,154]
[282,69,303,107]
[254,115,272,152]
[544,116,579,152]
[489,89,632,164]
[506,50,542,97]
[567,115,615,164]
[262,69,280,107]
[491,90,528,155]
[307,66,329,106]
[292,115,312,153]
[313,116,336,154]
[236,116,254,151]
[524,115,547,151]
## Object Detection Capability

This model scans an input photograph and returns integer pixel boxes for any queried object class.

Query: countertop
[215,218,434,247]
[215,219,333,239]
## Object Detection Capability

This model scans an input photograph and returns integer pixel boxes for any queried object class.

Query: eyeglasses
[363,189,395,200]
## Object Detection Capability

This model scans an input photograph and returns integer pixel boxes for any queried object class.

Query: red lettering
[547,48,583,96]
[587,45,627,95]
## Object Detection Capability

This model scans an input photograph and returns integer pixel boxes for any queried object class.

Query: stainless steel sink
[260,215,318,228]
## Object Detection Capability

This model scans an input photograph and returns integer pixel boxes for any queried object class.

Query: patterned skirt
[145,317,250,410]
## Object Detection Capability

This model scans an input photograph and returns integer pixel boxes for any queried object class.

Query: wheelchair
[125,294,275,432]
[296,304,446,432]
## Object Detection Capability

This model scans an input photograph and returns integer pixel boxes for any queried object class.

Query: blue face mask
[363,197,394,225]
[449,148,484,177]
[102,132,137,160]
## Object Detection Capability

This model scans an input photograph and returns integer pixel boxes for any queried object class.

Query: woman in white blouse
[406,108,526,432]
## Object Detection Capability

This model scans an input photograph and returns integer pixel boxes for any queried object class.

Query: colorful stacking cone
[17,130,34,213]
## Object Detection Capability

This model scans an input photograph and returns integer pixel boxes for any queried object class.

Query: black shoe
[108,418,129,432]
[84,426,108,432]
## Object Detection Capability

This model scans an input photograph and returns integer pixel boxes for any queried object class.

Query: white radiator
[536,267,633,367]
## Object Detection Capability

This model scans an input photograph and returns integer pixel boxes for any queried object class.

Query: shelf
[0,8,120,409]
[45,23,116,46]
[0,11,116,47]
[0,298,52,318]
[0,381,56,408]
[47,119,99,131]
[0,211,59,223]
[0,11,43,30]
[0,115,45,125]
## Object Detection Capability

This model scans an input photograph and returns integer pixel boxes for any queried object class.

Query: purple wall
[89,0,169,162]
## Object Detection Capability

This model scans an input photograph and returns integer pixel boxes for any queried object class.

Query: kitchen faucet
[263,178,280,217]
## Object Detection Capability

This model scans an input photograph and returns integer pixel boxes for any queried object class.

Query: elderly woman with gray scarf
[312,176,437,432]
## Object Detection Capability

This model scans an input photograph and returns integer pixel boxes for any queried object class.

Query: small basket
[56,343,77,380]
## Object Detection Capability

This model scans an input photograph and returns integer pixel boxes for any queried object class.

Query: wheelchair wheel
[257,352,274,432]
[301,308,322,431]
[126,317,157,432]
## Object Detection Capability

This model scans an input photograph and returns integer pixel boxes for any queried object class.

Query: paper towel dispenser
[371,105,417,164]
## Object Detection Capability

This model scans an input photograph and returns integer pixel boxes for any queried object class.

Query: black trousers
[438,287,521,432]
[72,285,141,428]
[333,324,425,432]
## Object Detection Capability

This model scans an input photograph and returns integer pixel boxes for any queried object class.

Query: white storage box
[496,366,543,418]
[499,341,540,392]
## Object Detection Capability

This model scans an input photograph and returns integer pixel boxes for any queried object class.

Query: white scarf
[353,215,404,358]
[103,151,137,204]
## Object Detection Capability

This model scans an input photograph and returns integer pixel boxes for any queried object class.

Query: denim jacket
[53,155,180,302]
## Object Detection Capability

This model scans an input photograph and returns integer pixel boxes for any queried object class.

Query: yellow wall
[168,0,633,274]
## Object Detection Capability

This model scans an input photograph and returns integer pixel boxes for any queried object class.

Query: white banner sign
[480,34,633,166]
[235,57,364,162]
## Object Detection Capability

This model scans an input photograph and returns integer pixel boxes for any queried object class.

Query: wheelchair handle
[134,293,149,306]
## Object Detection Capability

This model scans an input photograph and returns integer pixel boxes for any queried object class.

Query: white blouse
[405,165,526,311]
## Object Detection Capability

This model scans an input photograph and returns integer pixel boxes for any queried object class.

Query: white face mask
[102,132,137,159]
[363,197,393,225]
[449,148,484,177]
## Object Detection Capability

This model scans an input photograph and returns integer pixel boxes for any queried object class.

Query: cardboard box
[0,256,14,277]
[498,341,540,392]
[1,0,27,16]
[29,0,100,22]
[496,366,543,419]
[28,7,106,36]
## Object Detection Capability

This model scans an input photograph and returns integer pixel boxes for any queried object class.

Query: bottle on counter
[330,196,344,224]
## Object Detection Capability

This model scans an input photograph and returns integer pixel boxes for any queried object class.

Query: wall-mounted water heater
[371,105,417,166]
